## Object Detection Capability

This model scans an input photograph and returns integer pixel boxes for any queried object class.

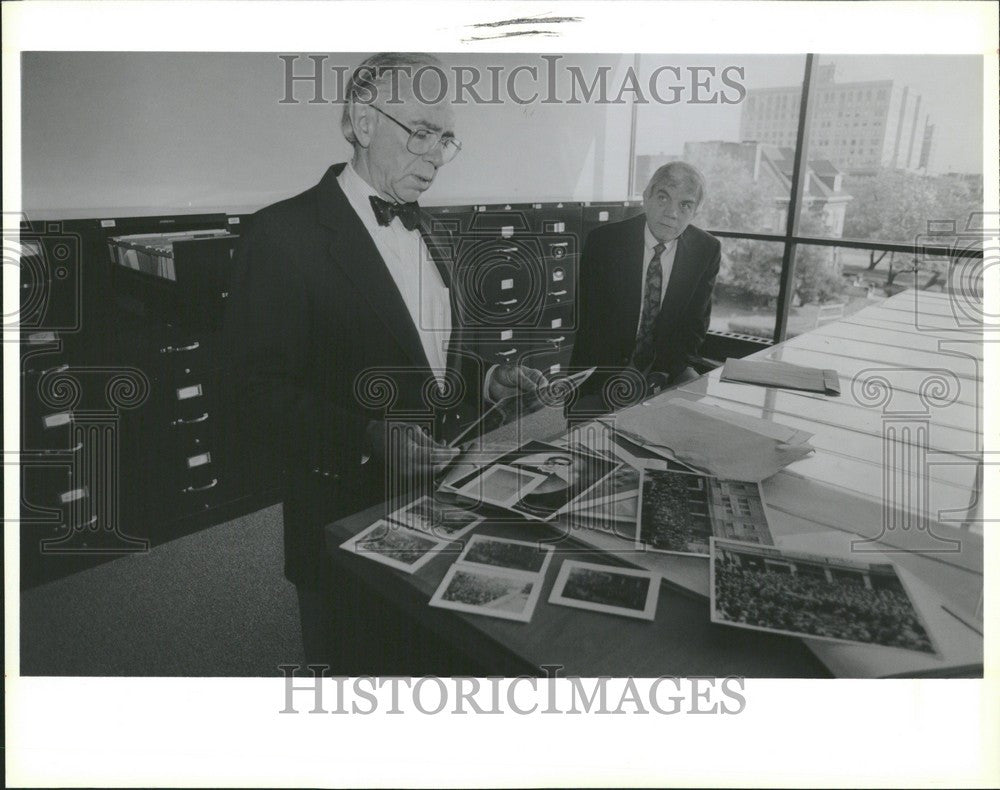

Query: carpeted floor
[20,504,305,676]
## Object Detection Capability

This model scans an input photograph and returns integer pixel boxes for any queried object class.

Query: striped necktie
[631,242,666,372]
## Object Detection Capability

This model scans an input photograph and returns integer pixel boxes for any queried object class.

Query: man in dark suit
[570,162,721,411]
[224,53,545,669]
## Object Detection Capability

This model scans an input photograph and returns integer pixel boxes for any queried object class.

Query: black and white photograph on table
[454,534,554,576]
[6,4,994,784]
[549,560,660,621]
[450,463,550,510]
[429,565,543,623]
[637,468,774,556]
[386,495,484,540]
[709,538,938,654]
[447,441,621,520]
[340,520,448,575]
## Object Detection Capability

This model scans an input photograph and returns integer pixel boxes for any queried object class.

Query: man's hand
[488,364,550,403]
[366,420,459,478]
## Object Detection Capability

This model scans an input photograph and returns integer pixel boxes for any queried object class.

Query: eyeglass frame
[369,104,462,162]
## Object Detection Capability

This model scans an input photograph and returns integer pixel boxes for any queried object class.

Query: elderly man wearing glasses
[225,52,547,669]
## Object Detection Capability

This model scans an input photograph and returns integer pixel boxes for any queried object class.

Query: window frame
[630,53,984,347]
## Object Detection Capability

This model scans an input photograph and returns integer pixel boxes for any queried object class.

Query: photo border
[386,495,484,541]
[340,519,448,575]
[709,537,941,655]
[429,563,542,623]
[454,534,554,577]
[549,559,660,621]
[637,468,772,558]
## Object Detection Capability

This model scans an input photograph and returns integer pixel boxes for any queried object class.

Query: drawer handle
[182,478,218,493]
[547,336,566,346]
[160,341,200,354]
[496,348,518,358]
[40,441,84,455]
[75,514,99,529]
[42,363,70,376]
[496,298,518,307]
[548,289,568,297]
[171,412,209,426]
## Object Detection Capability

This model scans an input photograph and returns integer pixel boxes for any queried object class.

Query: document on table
[604,398,815,482]
[721,357,841,395]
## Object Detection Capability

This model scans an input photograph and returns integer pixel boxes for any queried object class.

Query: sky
[635,54,983,174]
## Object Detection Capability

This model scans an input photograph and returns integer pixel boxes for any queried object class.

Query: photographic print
[637,468,773,556]
[710,539,937,654]
[387,496,484,540]
[455,535,554,576]
[549,560,659,621]
[452,463,548,509]
[450,441,621,521]
[429,565,541,623]
[340,520,446,574]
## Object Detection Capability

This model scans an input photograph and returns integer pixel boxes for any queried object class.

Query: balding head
[342,52,457,204]
[642,161,706,243]
[644,161,706,208]
[341,52,448,145]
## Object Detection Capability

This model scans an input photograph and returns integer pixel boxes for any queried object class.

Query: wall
[21,52,633,220]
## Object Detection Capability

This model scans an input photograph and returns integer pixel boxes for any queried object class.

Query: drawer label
[551,318,562,329]
[177,384,203,401]
[500,278,514,291]
[187,452,212,468]
[59,487,88,504]
[43,412,72,428]
[500,329,513,341]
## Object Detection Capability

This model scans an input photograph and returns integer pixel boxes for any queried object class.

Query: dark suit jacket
[223,163,482,586]
[569,213,721,403]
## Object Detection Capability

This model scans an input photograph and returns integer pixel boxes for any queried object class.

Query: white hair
[341,52,446,145]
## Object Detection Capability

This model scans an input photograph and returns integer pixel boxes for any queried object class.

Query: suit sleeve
[223,222,366,480]
[667,236,721,379]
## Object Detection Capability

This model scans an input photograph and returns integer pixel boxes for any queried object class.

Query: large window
[632,53,984,343]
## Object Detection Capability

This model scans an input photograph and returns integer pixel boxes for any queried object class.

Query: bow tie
[369,195,421,231]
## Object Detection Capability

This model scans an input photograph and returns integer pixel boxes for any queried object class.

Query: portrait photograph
[449,441,621,521]
[451,463,549,509]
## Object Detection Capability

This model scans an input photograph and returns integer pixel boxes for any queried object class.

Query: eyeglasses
[370,104,462,164]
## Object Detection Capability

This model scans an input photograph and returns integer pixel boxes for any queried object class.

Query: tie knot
[652,242,666,258]
[369,195,421,231]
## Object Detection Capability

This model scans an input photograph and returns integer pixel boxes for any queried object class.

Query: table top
[326,289,984,678]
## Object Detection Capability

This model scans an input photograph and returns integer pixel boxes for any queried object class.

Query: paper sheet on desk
[608,398,814,482]
[721,357,841,394]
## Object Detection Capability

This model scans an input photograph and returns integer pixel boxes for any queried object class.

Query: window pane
[785,244,963,339]
[632,55,807,234]
[711,238,786,340]
[795,55,983,242]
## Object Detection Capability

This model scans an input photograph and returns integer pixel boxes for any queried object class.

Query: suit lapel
[418,218,466,379]
[617,215,648,357]
[317,164,431,372]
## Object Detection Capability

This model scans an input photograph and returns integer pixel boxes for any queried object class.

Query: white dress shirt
[635,224,679,338]
[338,162,451,389]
